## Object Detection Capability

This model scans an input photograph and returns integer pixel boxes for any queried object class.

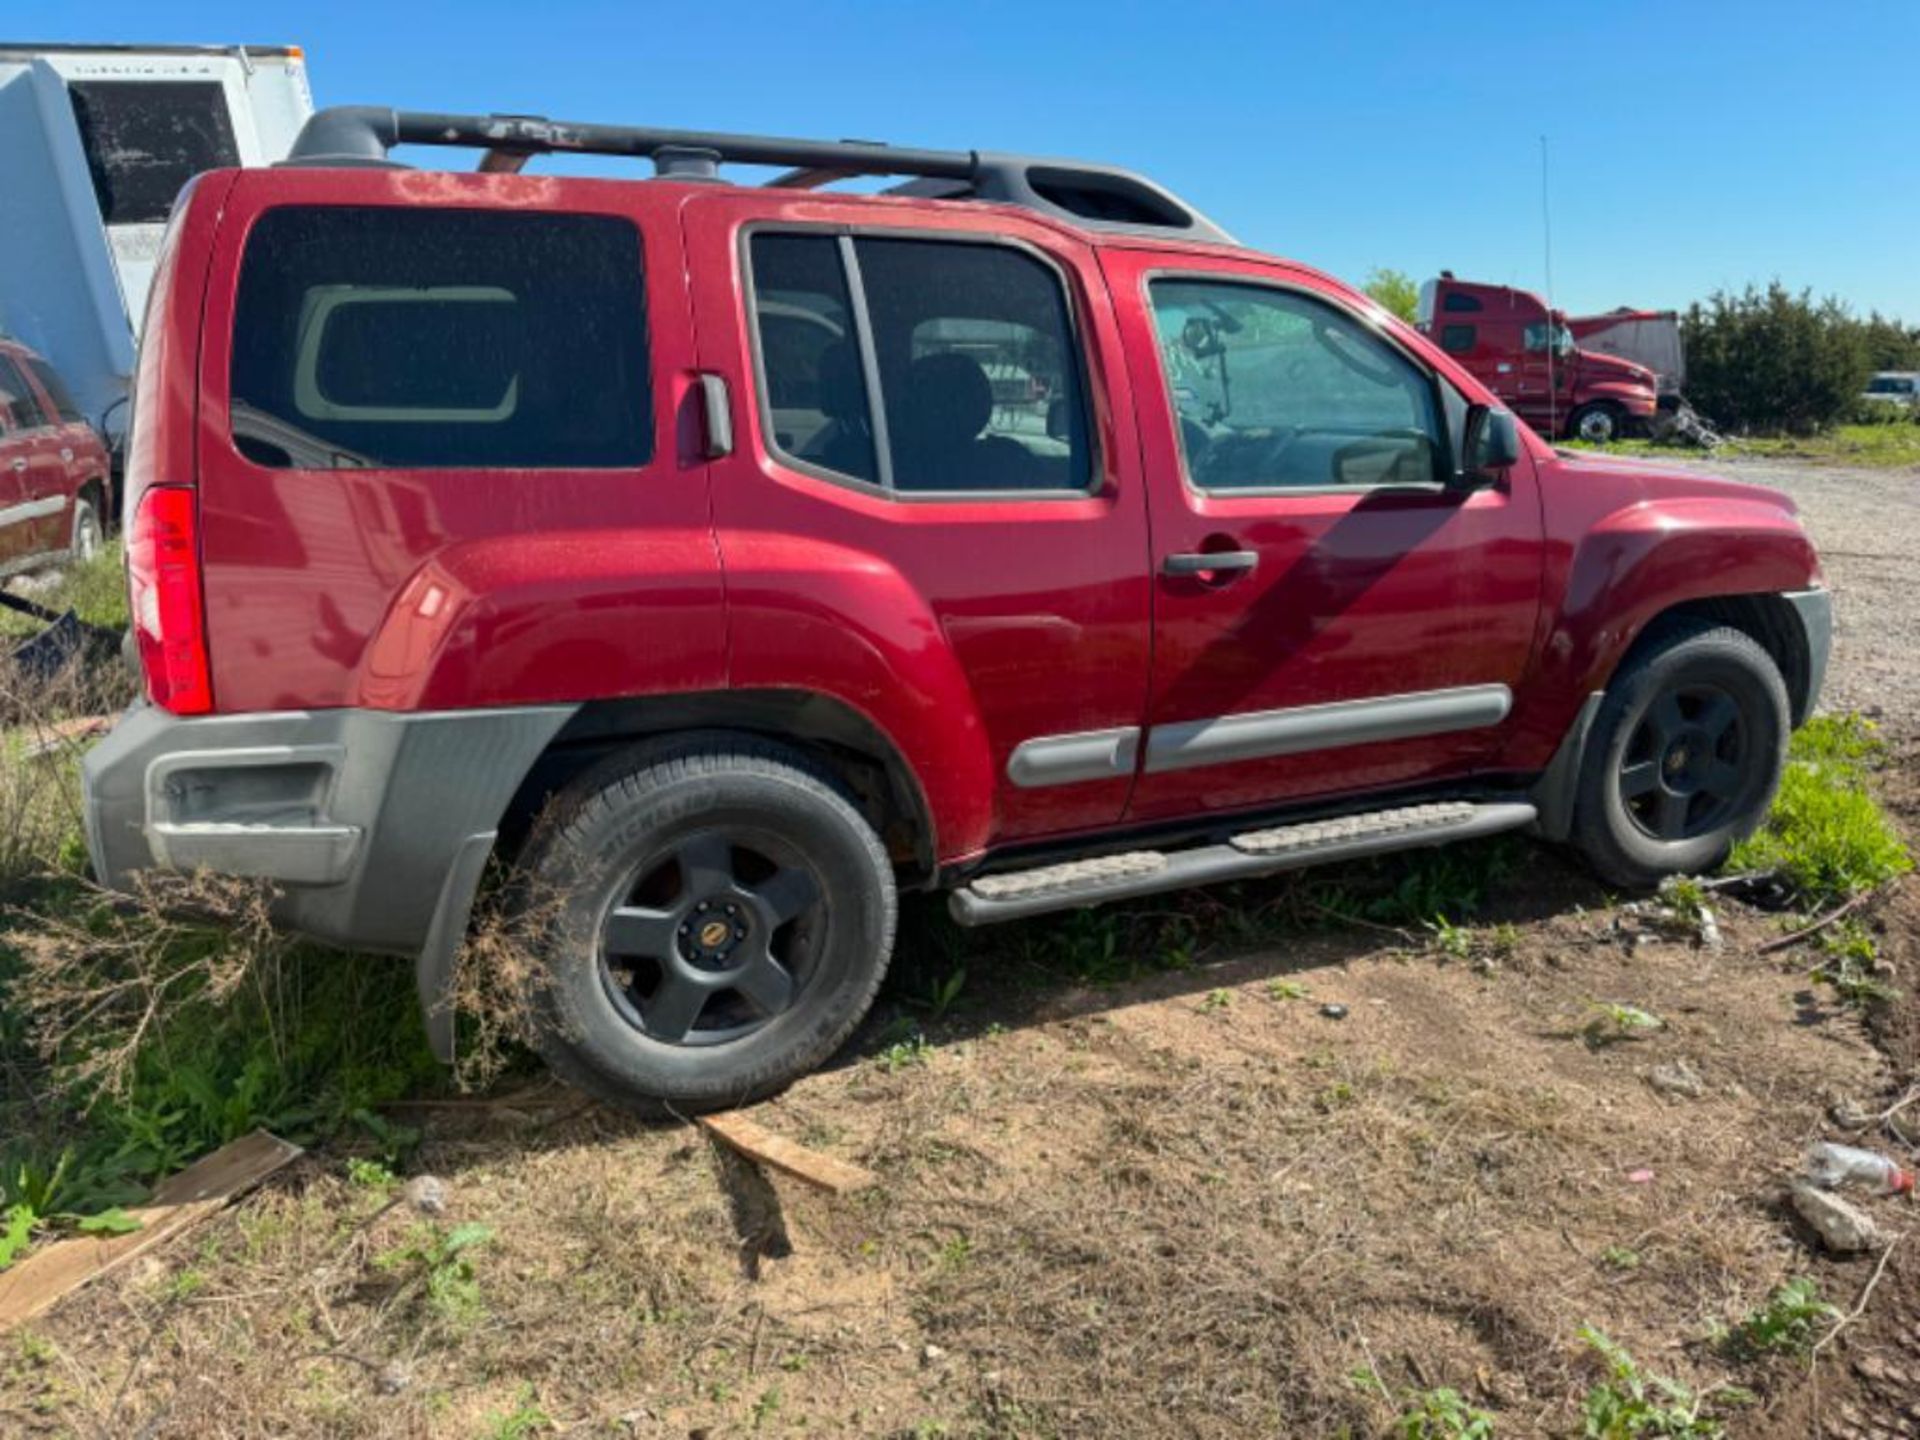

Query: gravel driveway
[1646,454,1919,734]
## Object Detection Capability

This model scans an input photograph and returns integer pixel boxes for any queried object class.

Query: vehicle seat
[892,352,1035,491]
[803,341,879,482]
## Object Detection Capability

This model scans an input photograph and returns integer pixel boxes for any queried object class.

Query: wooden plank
[698,1111,877,1196]
[0,1130,302,1333]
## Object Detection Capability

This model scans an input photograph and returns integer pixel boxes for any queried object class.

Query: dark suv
[82,109,1829,1113]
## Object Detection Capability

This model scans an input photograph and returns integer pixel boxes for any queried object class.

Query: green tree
[1680,282,1872,435]
[1859,310,1920,371]
[1363,268,1421,324]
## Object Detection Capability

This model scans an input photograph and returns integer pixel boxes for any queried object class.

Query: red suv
[0,338,109,577]
[82,110,1830,1113]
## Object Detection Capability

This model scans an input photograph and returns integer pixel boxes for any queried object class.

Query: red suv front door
[682,192,1154,860]
[1103,247,1544,826]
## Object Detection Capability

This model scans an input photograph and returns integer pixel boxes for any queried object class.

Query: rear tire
[515,735,897,1116]
[1570,620,1788,890]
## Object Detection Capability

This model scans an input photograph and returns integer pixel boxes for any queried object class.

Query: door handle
[8,458,25,473]
[695,372,733,460]
[1164,549,1258,577]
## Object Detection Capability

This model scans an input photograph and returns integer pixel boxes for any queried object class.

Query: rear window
[230,207,652,470]
[68,81,241,226]
[1440,324,1476,354]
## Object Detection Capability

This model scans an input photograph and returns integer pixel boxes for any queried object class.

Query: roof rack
[283,107,1236,246]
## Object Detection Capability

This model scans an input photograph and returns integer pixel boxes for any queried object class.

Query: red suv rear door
[1103,246,1545,826]
[682,191,1153,861]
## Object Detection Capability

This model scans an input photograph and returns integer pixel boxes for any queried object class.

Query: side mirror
[1457,404,1520,488]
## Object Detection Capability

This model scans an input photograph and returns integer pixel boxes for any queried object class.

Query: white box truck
[0,43,313,462]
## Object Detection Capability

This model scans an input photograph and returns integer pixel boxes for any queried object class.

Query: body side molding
[1143,683,1513,776]
[1006,726,1141,788]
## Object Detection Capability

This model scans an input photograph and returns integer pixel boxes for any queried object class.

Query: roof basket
[282,107,1236,246]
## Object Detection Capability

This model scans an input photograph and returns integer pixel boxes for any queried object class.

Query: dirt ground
[3,455,1917,1439]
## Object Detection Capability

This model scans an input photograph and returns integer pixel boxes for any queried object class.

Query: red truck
[1417,274,1663,443]
[82,109,1829,1113]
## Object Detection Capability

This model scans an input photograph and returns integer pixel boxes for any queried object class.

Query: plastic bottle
[1804,1142,1914,1196]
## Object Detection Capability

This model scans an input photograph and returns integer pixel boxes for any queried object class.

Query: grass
[1714,1277,1837,1361]
[1564,421,1920,469]
[1729,714,1912,904]
[1577,1327,1748,1438]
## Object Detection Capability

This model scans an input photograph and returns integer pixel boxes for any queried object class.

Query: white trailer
[0,43,313,454]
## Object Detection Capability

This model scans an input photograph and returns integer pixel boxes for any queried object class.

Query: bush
[1681,283,1873,436]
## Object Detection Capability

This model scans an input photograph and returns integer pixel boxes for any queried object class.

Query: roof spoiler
[283,106,1236,246]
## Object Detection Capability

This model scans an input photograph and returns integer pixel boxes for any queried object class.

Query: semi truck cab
[1417,273,1660,443]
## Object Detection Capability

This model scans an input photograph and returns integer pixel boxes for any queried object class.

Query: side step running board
[948,801,1537,926]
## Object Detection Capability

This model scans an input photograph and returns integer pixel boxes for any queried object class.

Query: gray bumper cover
[83,703,575,1057]
[1783,587,1832,726]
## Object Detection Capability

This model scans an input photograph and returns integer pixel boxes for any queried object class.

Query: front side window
[0,355,49,431]
[231,207,652,470]
[748,232,1092,494]
[24,358,84,424]
[1149,279,1444,491]
[1523,322,1575,356]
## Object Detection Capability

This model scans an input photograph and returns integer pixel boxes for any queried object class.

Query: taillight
[126,485,212,714]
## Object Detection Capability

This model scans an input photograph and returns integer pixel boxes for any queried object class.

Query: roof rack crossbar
[284,107,1236,246]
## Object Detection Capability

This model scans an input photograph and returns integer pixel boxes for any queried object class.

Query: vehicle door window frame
[1142,270,1459,498]
[0,354,50,433]
[739,222,1103,504]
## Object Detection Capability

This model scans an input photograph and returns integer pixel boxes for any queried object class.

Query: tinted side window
[1440,324,1477,355]
[748,234,877,485]
[1149,280,1443,491]
[0,356,49,430]
[856,239,1090,493]
[231,207,651,470]
[1442,292,1483,313]
[747,233,1092,495]
[25,359,84,424]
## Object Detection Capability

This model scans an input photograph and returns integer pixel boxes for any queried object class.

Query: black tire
[1570,620,1789,890]
[1568,403,1624,444]
[70,495,103,561]
[514,735,897,1115]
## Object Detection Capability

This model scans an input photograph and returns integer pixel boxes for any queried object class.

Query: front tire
[70,495,103,561]
[1569,403,1625,444]
[1570,620,1789,890]
[515,736,897,1115]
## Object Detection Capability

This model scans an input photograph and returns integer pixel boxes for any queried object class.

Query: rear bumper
[83,704,575,1052]
[1784,586,1832,726]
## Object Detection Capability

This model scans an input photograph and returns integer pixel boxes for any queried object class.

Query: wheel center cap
[1662,733,1711,790]
[679,899,750,971]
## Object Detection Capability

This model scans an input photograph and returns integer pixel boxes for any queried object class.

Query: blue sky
[16,1,1920,320]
